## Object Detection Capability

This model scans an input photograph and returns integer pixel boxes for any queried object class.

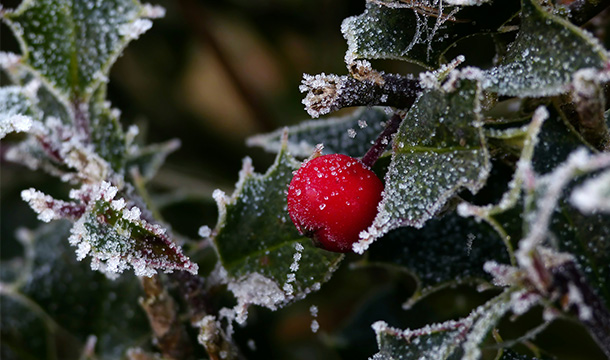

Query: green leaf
[1,221,150,360]
[21,182,198,277]
[371,289,515,360]
[87,86,128,174]
[212,139,343,320]
[247,107,390,158]
[355,73,490,253]
[2,0,158,102]
[482,0,608,97]
[341,1,519,68]
[368,212,510,307]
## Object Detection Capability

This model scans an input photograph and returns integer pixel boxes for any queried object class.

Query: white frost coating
[21,188,72,222]
[118,19,152,40]
[228,273,286,324]
[198,225,212,238]
[445,0,490,4]
[570,169,610,213]
[196,315,219,344]
[141,3,166,18]
[0,52,21,71]
[309,305,320,333]
[516,148,610,292]
[482,261,518,287]
[122,206,142,222]
[0,114,33,139]
[567,282,593,321]
[510,290,541,316]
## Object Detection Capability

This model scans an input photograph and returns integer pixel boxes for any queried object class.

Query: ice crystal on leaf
[211,134,343,321]
[355,72,490,253]
[0,221,150,359]
[247,107,390,158]
[482,0,608,97]
[20,181,198,277]
[2,0,159,102]
[371,289,517,360]
[342,0,518,69]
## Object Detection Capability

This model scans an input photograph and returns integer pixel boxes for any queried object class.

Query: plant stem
[300,72,421,118]
[361,112,403,168]
[140,275,194,360]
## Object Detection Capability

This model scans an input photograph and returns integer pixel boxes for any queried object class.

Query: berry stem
[361,112,403,169]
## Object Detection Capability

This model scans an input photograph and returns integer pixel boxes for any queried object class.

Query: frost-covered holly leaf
[0,85,38,138]
[1,0,162,102]
[355,72,490,253]
[247,107,390,158]
[1,221,150,360]
[371,289,515,360]
[88,86,129,174]
[368,212,510,307]
[482,0,608,97]
[21,181,198,277]
[212,138,343,321]
[342,0,519,68]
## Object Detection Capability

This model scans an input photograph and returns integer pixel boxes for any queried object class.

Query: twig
[140,275,194,360]
[361,112,404,168]
[300,70,421,118]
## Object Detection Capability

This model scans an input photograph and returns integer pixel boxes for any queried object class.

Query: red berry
[287,154,383,253]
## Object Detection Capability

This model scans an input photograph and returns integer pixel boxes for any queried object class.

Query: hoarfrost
[354,73,489,253]
[570,169,610,213]
[0,114,33,138]
[227,272,286,324]
[0,51,21,70]
[118,19,152,40]
[247,108,389,158]
[141,4,166,18]
[198,225,212,238]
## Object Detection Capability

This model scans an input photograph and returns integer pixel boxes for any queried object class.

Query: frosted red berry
[287,154,383,253]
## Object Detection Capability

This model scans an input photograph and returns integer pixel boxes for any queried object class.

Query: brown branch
[361,112,404,168]
[300,69,421,118]
[140,275,194,360]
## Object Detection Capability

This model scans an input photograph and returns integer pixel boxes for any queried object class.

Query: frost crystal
[198,225,212,238]
[228,273,286,324]
[0,114,33,139]
[570,169,610,213]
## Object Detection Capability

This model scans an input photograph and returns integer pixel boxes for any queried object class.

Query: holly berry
[287,154,383,253]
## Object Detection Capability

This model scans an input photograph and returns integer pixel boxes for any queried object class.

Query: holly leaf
[368,212,510,307]
[212,136,343,322]
[21,182,198,277]
[482,0,608,97]
[2,0,161,102]
[341,0,519,68]
[0,221,150,360]
[371,289,516,360]
[247,107,390,158]
[355,72,490,253]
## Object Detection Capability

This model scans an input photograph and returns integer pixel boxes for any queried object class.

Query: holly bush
[1,0,610,359]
